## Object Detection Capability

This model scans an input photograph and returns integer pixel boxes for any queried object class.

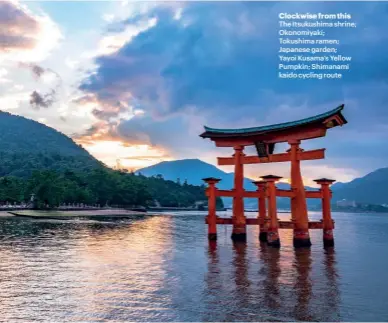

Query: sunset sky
[1,1,388,186]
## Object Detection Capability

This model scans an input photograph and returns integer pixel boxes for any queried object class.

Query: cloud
[0,0,61,62]
[74,117,151,148]
[29,89,55,109]
[74,2,388,178]
[121,155,169,161]
[0,1,39,52]
[74,129,171,170]
[79,3,340,117]
[96,16,157,56]
[80,2,388,110]
[17,63,62,109]
[19,62,61,81]
[29,64,45,79]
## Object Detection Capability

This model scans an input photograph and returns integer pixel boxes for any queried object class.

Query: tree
[27,171,65,208]
[0,162,215,209]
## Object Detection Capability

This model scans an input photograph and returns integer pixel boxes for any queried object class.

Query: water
[1,211,388,322]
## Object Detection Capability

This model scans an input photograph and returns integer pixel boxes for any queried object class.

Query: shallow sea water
[1,211,388,322]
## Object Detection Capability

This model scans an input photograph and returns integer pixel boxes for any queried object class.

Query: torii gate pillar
[262,175,282,248]
[252,180,268,242]
[289,140,311,248]
[203,177,221,241]
[199,105,347,247]
[231,145,246,241]
[314,178,336,248]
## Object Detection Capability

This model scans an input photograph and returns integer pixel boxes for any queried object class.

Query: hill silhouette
[0,112,217,209]
[3,111,386,207]
[0,111,103,177]
[139,159,388,207]
[137,158,321,208]
[332,168,388,205]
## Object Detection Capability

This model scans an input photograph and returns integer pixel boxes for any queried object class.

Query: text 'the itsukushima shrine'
[200,105,347,248]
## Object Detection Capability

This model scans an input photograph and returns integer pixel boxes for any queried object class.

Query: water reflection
[0,216,176,321]
[323,247,341,321]
[259,243,282,312]
[203,241,222,321]
[232,241,251,304]
[292,248,313,321]
[204,237,341,322]
[0,212,381,321]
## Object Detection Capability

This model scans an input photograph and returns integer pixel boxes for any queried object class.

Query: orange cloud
[74,118,171,170]
[76,139,171,170]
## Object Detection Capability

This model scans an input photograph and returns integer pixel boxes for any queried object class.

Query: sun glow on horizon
[76,139,172,170]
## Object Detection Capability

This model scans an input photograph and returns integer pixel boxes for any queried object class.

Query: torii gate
[200,105,347,248]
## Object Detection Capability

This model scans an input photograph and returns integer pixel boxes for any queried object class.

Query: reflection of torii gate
[200,105,347,248]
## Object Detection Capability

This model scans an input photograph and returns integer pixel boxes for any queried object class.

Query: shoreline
[0,209,148,218]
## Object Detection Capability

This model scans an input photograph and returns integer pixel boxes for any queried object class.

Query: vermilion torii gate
[200,105,347,248]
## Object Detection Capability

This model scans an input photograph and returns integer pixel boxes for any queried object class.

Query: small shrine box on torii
[200,105,347,248]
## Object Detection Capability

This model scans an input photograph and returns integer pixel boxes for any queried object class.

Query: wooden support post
[203,177,221,240]
[289,140,311,248]
[232,145,246,241]
[314,178,336,248]
[252,181,268,242]
[261,175,282,248]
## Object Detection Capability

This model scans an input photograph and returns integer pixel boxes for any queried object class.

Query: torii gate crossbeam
[200,105,347,248]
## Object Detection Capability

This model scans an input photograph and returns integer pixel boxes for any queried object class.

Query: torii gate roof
[200,104,347,140]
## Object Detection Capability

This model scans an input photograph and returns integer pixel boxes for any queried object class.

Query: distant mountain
[136,158,260,190]
[330,182,347,190]
[0,111,103,177]
[332,167,388,205]
[137,159,226,186]
[137,159,319,208]
[136,159,388,207]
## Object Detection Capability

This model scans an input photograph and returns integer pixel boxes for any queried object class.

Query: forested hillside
[0,111,103,177]
[0,111,218,209]
[0,169,215,209]
[0,111,91,156]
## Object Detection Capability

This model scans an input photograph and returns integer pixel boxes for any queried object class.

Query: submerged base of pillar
[323,229,334,248]
[267,229,280,248]
[323,238,334,247]
[293,238,312,248]
[231,223,246,241]
[208,233,217,240]
[267,238,280,248]
[231,232,247,241]
[259,231,268,242]
[323,229,334,247]
[293,229,311,248]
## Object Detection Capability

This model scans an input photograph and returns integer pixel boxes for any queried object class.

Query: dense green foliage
[0,112,92,156]
[0,169,219,209]
[0,112,103,177]
[0,152,103,177]
[0,111,219,209]
[144,174,223,208]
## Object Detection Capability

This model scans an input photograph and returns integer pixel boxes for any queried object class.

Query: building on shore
[336,199,357,208]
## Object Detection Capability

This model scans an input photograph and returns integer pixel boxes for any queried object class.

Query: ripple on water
[1,212,388,321]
